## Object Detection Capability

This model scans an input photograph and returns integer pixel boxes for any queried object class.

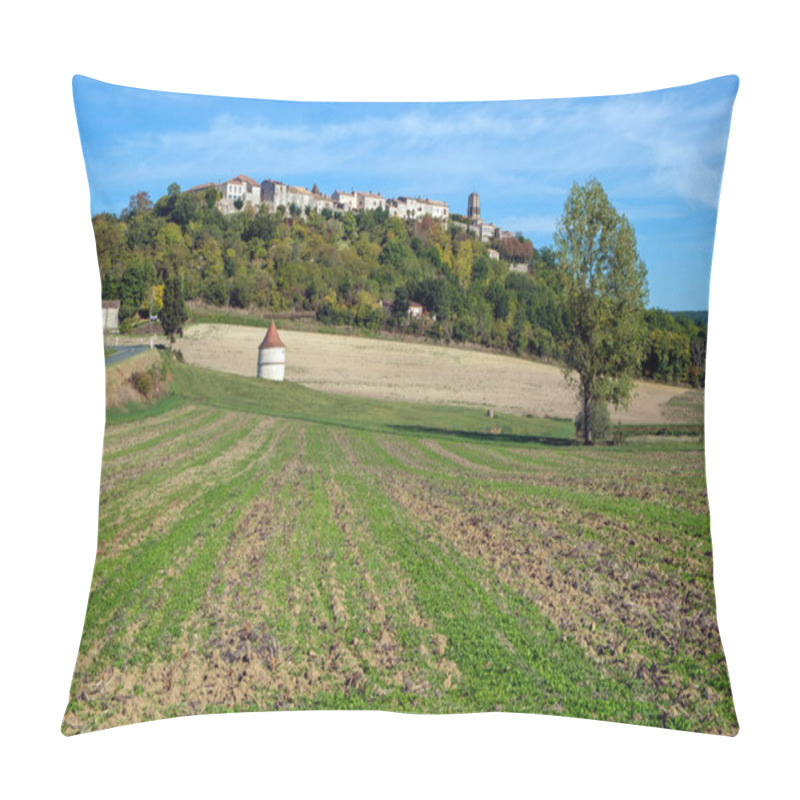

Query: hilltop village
[96,174,707,387]
[186,174,520,254]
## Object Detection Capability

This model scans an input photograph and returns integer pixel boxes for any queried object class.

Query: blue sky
[73,75,738,311]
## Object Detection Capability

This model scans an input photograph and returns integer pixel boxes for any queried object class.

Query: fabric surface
[64,75,738,735]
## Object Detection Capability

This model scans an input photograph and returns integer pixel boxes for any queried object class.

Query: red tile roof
[258,321,285,349]
[186,182,219,193]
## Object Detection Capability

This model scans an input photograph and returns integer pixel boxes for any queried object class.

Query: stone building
[218,175,262,213]
[388,196,449,223]
[190,173,449,224]
[331,190,358,212]
[186,175,261,214]
[263,180,336,214]
[354,191,387,212]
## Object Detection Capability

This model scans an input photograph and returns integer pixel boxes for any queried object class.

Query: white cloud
[98,82,735,222]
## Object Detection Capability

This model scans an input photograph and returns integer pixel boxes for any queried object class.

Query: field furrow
[64,355,736,735]
[366,452,733,732]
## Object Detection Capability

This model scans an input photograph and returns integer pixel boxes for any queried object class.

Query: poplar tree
[554,180,649,444]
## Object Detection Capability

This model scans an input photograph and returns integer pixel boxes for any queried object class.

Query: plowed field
[63,358,734,735]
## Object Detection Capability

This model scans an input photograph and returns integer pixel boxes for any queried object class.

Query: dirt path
[178,323,700,424]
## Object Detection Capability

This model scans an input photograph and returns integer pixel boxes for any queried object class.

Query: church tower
[467,192,481,223]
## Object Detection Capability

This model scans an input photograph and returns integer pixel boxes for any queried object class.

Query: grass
[168,357,575,444]
[63,353,736,735]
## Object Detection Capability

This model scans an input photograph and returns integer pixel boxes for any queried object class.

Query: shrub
[130,370,153,397]
[129,359,168,399]
[229,276,252,309]
[528,326,557,359]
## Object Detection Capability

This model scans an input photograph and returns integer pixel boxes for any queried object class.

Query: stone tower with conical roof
[257,321,286,381]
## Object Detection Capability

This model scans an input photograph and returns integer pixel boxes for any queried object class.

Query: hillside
[176,323,703,425]
[96,196,707,387]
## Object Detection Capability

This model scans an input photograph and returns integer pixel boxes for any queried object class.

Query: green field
[63,356,736,735]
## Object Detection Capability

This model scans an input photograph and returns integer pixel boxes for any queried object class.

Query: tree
[154,222,189,280]
[390,284,411,323]
[554,179,648,444]
[161,267,187,346]
[123,191,153,219]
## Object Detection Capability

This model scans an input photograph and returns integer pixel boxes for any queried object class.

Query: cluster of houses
[185,175,519,250]
[103,180,530,332]
[186,174,451,225]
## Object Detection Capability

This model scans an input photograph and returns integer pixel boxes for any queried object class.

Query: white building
[312,192,335,214]
[102,300,120,331]
[355,191,387,212]
[476,221,497,243]
[218,175,262,213]
[387,196,449,223]
[262,180,336,215]
[408,301,424,319]
[420,198,449,223]
[285,185,316,212]
[332,190,358,212]
[257,321,286,381]
[191,173,449,224]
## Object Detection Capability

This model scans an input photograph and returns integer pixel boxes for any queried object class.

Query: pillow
[64,74,739,735]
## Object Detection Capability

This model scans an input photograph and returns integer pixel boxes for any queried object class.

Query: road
[104,345,149,366]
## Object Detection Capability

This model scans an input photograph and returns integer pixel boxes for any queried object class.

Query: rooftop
[258,321,285,350]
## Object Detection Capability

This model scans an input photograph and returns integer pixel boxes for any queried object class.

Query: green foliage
[417,275,456,319]
[117,303,136,324]
[555,180,649,443]
[130,370,152,397]
[390,285,411,322]
[453,315,477,342]
[119,258,150,310]
[129,360,167,399]
[161,268,188,344]
[91,182,705,386]
[317,293,353,326]
[644,329,691,383]
[641,309,707,386]
[229,273,252,309]
[68,356,734,735]
[529,326,557,359]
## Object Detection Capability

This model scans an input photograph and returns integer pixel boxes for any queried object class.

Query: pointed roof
[258,321,285,350]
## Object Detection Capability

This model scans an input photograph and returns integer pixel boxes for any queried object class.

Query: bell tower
[467,192,481,223]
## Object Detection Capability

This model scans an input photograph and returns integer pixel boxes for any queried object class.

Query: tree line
[94,181,707,388]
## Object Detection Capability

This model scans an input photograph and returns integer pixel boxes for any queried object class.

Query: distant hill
[673,310,708,324]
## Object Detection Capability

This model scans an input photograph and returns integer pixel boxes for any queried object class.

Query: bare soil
[179,324,701,424]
